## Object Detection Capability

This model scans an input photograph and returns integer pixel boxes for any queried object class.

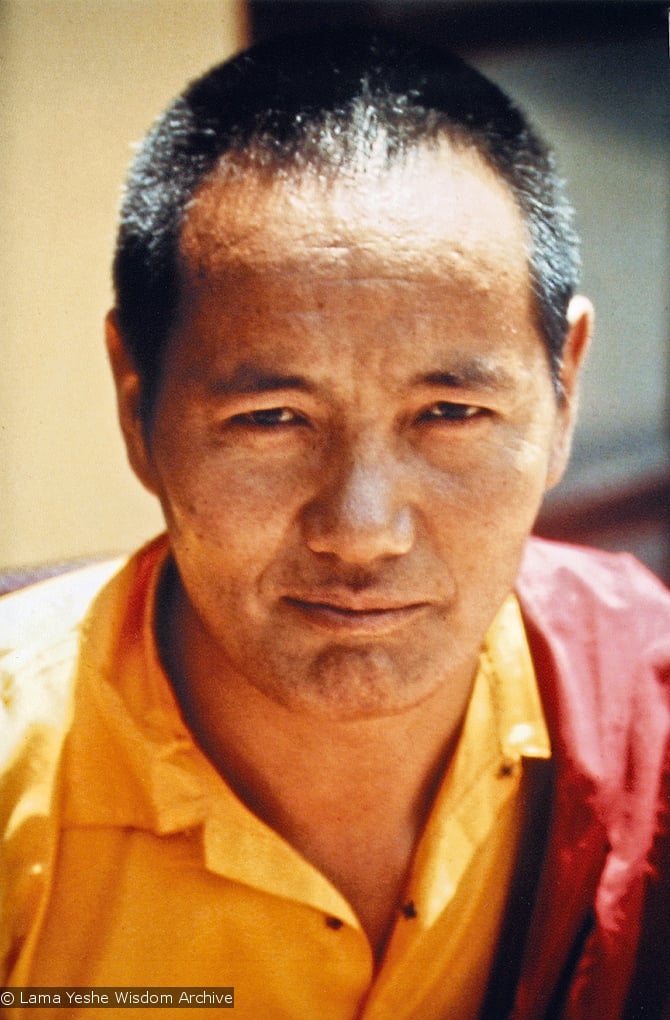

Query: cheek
[487,432,555,509]
[415,432,554,601]
[153,446,307,562]
[423,425,553,514]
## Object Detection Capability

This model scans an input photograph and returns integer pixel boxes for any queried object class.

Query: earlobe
[105,311,159,495]
[546,294,594,490]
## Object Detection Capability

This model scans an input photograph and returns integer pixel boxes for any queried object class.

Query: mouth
[283,597,430,635]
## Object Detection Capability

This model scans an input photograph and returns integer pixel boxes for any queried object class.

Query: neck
[158,568,476,960]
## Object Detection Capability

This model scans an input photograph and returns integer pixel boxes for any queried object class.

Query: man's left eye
[237,407,301,427]
[418,402,483,423]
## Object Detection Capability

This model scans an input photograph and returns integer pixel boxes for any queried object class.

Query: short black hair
[113,28,580,421]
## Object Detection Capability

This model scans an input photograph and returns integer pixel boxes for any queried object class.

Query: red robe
[507,539,670,1020]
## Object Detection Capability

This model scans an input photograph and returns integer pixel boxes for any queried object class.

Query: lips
[283,595,431,635]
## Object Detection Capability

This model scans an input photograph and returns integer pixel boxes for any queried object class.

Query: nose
[302,440,415,564]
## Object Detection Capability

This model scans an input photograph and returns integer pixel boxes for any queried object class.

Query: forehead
[178,142,530,289]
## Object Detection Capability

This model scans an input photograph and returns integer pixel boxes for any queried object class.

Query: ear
[105,310,160,496]
[546,295,594,490]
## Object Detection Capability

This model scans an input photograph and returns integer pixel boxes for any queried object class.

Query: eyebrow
[207,365,314,396]
[205,358,514,397]
[415,361,514,392]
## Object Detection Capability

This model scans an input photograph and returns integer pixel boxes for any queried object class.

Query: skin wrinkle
[179,143,528,289]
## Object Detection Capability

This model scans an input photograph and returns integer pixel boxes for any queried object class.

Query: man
[1,28,669,1020]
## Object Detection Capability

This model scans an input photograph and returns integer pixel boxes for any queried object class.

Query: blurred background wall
[2,0,669,579]
[0,0,248,569]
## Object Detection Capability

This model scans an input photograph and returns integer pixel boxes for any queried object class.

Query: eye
[417,401,486,424]
[232,407,304,428]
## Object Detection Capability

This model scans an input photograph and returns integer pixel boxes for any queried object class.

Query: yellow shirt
[2,537,550,1018]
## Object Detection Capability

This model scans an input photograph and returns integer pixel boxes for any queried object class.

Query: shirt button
[498,758,518,778]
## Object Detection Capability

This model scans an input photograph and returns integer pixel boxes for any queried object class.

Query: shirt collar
[407,593,550,927]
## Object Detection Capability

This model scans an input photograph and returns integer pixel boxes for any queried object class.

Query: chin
[264,643,449,721]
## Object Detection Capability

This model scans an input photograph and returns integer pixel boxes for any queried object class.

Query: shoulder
[0,558,127,658]
[517,536,670,640]
[516,537,670,698]
[516,537,670,780]
[0,558,128,746]
[516,537,670,800]
[0,558,128,829]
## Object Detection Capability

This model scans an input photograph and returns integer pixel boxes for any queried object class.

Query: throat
[156,560,468,958]
[201,725,455,963]
[278,796,423,963]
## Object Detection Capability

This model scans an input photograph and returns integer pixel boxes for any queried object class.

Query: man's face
[124,145,584,720]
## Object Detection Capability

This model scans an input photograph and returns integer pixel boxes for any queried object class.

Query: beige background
[1,0,247,568]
